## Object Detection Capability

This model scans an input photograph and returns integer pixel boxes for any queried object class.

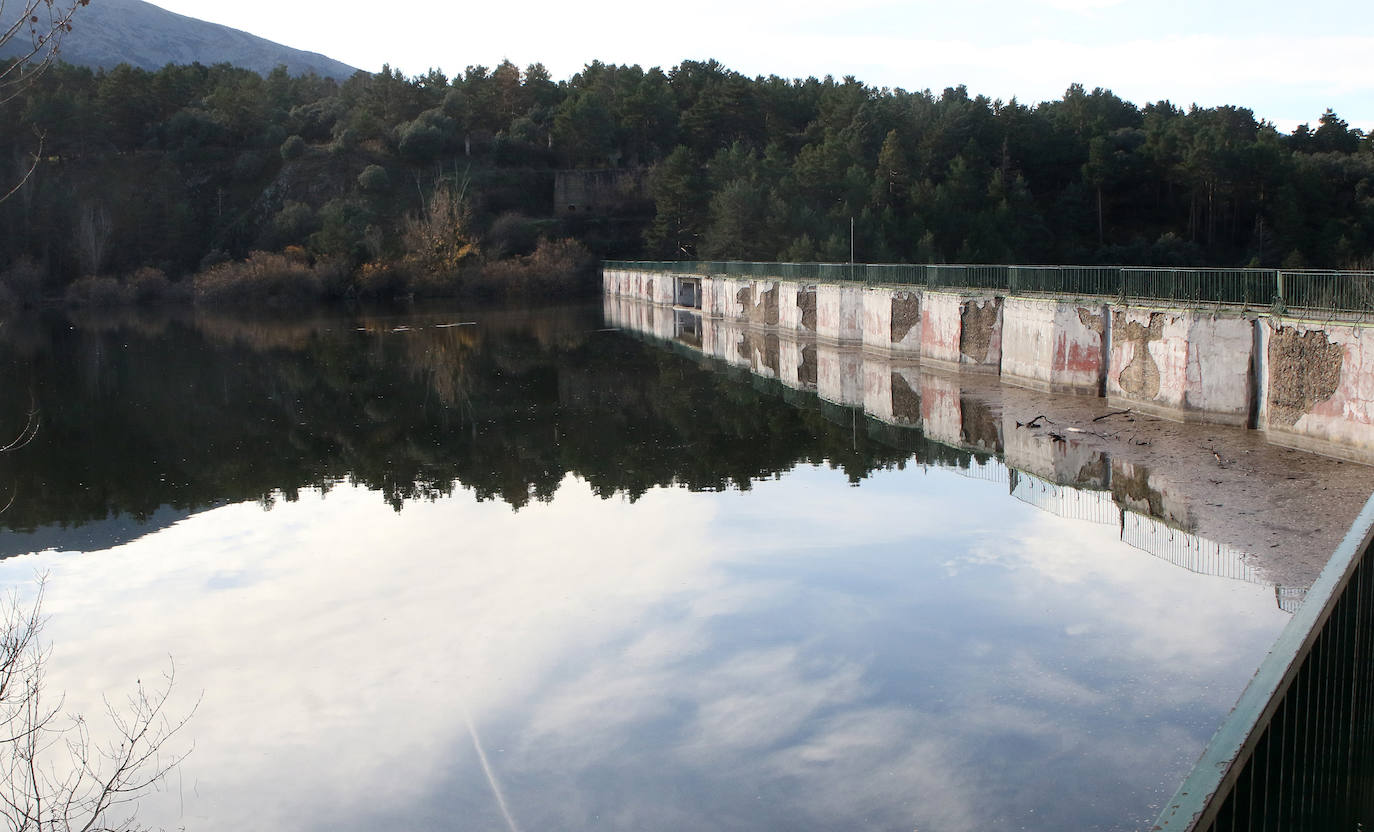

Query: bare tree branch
[0,130,42,205]
[0,0,91,105]
[0,401,40,454]
[1,583,195,832]
[0,0,91,205]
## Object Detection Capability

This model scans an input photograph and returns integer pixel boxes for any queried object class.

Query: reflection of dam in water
[608,296,1302,612]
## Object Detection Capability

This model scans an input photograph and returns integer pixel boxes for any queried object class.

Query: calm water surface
[0,305,1291,831]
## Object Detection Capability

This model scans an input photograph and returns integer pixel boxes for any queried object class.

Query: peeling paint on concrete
[1258,320,1374,459]
[735,284,754,320]
[755,283,780,326]
[1115,312,1165,399]
[1109,308,1255,424]
[920,292,965,365]
[799,290,817,332]
[960,298,1002,364]
[1077,307,1104,336]
[611,290,1374,586]
[892,294,921,344]
[777,282,808,331]
[862,288,922,355]
[1267,326,1344,428]
[1001,298,1105,392]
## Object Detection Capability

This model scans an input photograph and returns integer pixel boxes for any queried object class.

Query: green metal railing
[1154,491,1374,831]
[603,261,1374,316]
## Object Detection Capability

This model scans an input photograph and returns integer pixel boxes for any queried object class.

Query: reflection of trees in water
[0,304,942,533]
[3,398,194,830]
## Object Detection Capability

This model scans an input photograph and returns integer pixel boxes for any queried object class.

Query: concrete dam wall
[603,266,1374,462]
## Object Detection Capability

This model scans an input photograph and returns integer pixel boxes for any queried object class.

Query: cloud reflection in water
[0,462,1288,831]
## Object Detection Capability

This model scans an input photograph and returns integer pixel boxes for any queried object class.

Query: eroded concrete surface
[1108,308,1254,424]
[1268,326,1343,427]
[892,295,920,343]
[1113,311,1166,399]
[959,297,1003,365]
[1262,320,1374,459]
[798,289,817,332]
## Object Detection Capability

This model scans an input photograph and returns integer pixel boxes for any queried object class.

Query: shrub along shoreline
[12,236,597,313]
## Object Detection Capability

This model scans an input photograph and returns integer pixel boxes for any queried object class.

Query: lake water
[0,304,1295,831]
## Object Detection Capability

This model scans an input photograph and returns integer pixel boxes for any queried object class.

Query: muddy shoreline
[935,367,1374,592]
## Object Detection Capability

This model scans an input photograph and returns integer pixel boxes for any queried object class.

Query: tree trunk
[1096,186,1104,246]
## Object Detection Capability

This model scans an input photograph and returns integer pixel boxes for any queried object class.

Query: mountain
[0,504,206,560]
[0,0,359,79]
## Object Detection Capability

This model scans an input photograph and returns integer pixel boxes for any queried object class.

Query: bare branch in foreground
[1,582,196,832]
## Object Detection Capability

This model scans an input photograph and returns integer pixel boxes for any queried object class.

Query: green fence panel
[1283,271,1374,316]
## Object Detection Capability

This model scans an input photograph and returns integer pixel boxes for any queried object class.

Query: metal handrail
[603,260,1374,316]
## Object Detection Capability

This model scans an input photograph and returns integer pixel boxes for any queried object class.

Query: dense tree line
[0,305,947,537]
[1,57,1371,306]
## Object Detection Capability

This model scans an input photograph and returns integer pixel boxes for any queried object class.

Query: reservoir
[1,303,1369,831]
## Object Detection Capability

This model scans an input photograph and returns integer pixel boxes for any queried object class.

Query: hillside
[0,0,358,79]
[0,57,1370,311]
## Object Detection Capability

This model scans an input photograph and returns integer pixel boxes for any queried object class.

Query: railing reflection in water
[1011,468,1121,527]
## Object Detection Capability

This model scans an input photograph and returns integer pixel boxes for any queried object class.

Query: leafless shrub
[63,276,132,308]
[192,251,324,307]
[1,580,196,832]
[478,237,596,298]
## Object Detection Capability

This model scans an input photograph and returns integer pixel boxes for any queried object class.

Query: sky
[143,0,1374,133]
